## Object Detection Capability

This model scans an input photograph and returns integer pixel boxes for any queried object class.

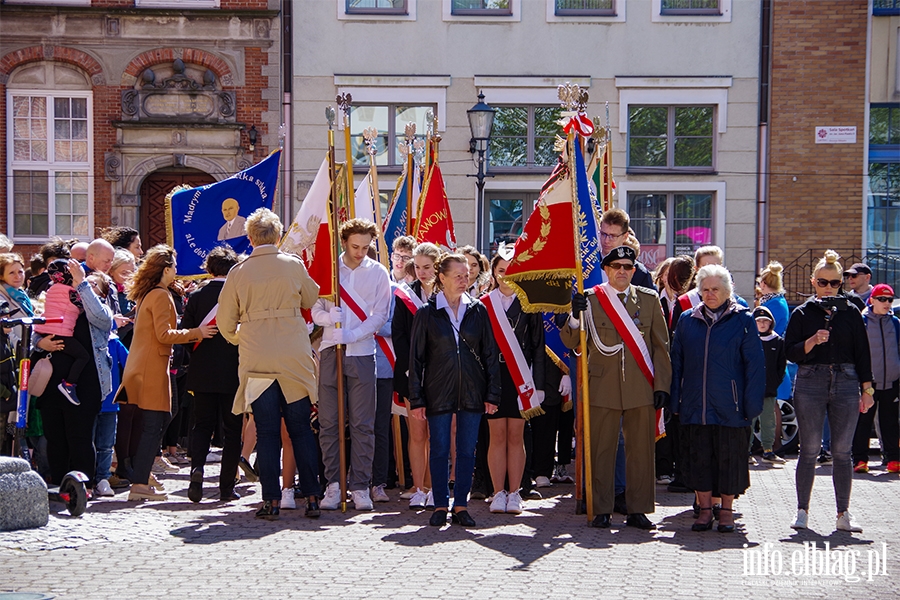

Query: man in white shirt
[312,219,392,510]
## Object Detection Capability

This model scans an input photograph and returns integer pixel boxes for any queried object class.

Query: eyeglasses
[815,278,842,288]
[873,296,893,303]
[391,253,412,263]
[843,273,859,279]
[599,230,626,241]
[607,262,635,272]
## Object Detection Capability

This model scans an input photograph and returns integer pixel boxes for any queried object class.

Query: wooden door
[139,170,215,247]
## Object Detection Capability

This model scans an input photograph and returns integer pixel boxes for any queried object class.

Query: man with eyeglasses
[561,245,672,530]
[390,236,416,284]
[844,263,873,309]
[599,209,656,291]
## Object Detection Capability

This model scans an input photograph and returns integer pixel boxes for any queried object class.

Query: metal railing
[781,249,900,306]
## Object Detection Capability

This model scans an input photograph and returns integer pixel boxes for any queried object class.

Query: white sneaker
[425,489,435,510]
[152,456,180,474]
[372,484,390,503]
[506,489,523,514]
[351,489,373,511]
[790,509,809,530]
[206,450,222,463]
[321,482,342,510]
[551,464,574,484]
[280,488,297,510]
[534,476,552,488]
[836,511,862,533]
[94,479,115,497]
[409,488,427,510]
[489,489,508,513]
[399,487,415,499]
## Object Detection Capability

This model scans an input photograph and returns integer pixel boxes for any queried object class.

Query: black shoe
[450,509,476,527]
[305,499,320,518]
[692,500,701,518]
[188,468,203,503]
[625,513,656,530]
[591,514,611,528]
[219,489,240,502]
[255,500,280,520]
[667,481,693,493]
[429,509,448,526]
[614,493,628,515]
[717,507,735,533]
[692,507,714,531]
[712,503,721,520]
[238,456,259,482]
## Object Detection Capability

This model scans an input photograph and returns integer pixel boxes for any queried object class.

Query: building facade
[291,0,762,296]
[0,0,282,257]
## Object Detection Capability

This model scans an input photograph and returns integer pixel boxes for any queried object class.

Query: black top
[181,280,239,395]
[391,280,426,399]
[784,297,873,382]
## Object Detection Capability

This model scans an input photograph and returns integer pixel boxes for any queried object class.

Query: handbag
[28,354,53,398]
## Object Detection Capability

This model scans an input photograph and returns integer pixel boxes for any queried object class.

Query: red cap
[871,283,894,298]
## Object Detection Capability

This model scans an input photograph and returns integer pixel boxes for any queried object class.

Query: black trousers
[189,391,242,493]
[852,382,900,464]
[132,409,171,486]
[114,403,142,479]
[531,402,561,479]
[40,398,100,485]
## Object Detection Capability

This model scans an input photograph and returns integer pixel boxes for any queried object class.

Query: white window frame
[615,180,726,252]
[546,0,626,23]
[442,0,522,22]
[616,77,731,134]
[340,0,417,21]
[3,0,90,5]
[651,0,731,23]
[6,89,94,244]
[334,77,450,132]
[135,0,220,8]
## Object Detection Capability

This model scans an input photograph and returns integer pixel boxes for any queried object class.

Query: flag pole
[424,109,433,176]
[326,105,348,513]
[560,82,594,523]
[363,127,390,268]
[338,93,355,219]
[404,123,416,235]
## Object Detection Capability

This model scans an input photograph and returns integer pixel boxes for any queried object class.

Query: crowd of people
[0,207,895,534]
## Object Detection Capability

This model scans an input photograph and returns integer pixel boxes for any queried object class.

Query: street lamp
[467,91,495,254]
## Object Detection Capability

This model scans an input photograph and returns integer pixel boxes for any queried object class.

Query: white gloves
[333,328,358,345]
[328,307,344,325]
[532,390,546,406]
[558,375,572,397]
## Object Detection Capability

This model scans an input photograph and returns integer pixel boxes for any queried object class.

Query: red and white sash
[193,303,218,350]
[393,282,423,315]
[482,290,543,419]
[678,288,701,313]
[592,283,665,440]
[339,284,406,416]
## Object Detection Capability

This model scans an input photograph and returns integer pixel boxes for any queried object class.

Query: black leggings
[57,336,90,385]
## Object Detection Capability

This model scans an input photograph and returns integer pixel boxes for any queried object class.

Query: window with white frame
[452,0,511,15]
[627,191,714,270]
[660,0,719,14]
[628,105,715,173]
[348,104,435,167]
[489,105,563,170]
[555,0,615,15]
[346,0,408,14]
[3,0,90,5]
[8,92,92,239]
[483,190,537,255]
[135,0,221,7]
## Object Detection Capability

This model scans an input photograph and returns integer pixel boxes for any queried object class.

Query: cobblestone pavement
[1,456,898,599]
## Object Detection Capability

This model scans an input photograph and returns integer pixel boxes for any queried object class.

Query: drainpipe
[282,0,293,225]
[756,0,773,272]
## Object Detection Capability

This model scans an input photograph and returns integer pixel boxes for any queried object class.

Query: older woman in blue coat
[671,264,765,533]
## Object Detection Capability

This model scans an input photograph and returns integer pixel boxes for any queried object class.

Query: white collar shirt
[436,291,472,342]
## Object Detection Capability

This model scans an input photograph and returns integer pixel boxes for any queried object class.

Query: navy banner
[166,150,280,277]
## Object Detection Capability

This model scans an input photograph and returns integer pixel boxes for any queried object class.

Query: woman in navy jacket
[671,264,765,533]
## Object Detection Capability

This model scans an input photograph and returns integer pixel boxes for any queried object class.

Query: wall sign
[815,126,857,144]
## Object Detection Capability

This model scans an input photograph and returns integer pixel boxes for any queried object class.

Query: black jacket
[785,296,872,382]
[408,295,501,416]
[181,280,239,395]
[392,280,426,399]
[759,332,787,397]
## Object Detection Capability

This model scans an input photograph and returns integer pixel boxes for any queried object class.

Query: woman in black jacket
[784,250,873,533]
[408,253,500,527]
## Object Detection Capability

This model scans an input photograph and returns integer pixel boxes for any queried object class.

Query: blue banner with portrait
[166,150,280,277]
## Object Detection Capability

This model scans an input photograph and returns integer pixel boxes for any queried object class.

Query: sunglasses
[815,278,842,288]
[607,262,635,272]
[843,273,860,279]
[873,296,893,303]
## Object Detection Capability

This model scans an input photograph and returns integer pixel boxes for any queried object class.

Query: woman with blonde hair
[122,245,216,501]
[784,250,873,532]
[758,261,789,336]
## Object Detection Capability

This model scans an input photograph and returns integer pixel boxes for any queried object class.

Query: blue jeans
[251,381,319,502]
[428,410,481,510]
[93,411,117,481]
[793,364,861,514]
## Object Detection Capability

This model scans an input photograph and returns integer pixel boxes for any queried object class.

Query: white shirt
[500,289,516,312]
[436,291,472,342]
[312,254,392,357]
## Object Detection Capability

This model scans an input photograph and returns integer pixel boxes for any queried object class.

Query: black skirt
[681,424,751,496]
[487,363,523,420]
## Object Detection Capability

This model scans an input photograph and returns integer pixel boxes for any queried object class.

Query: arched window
[6,61,92,241]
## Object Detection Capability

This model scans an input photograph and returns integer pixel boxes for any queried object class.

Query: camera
[814,296,852,311]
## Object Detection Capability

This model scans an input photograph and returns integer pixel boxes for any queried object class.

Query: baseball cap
[870,283,894,299]
[844,263,872,276]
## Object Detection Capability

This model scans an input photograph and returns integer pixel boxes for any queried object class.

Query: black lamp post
[467,92,495,253]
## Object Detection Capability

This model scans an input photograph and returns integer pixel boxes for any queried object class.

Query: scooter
[2,309,89,517]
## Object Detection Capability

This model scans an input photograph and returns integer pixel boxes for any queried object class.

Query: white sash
[595,283,655,386]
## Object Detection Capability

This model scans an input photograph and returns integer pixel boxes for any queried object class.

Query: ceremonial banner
[414,162,456,251]
[590,137,616,212]
[574,136,604,289]
[502,160,577,313]
[542,313,573,411]
[281,157,335,299]
[167,149,279,277]
[382,165,420,252]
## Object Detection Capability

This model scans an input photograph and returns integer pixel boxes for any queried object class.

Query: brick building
[0,0,282,258]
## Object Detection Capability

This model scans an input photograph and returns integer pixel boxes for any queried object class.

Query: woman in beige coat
[123,245,215,501]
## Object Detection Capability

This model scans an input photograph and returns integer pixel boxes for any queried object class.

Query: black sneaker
[761,451,786,464]
[817,450,833,464]
[188,468,203,503]
[58,381,81,406]
[255,500,280,520]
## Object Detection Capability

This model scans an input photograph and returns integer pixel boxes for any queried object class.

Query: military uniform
[561,284,672,517]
